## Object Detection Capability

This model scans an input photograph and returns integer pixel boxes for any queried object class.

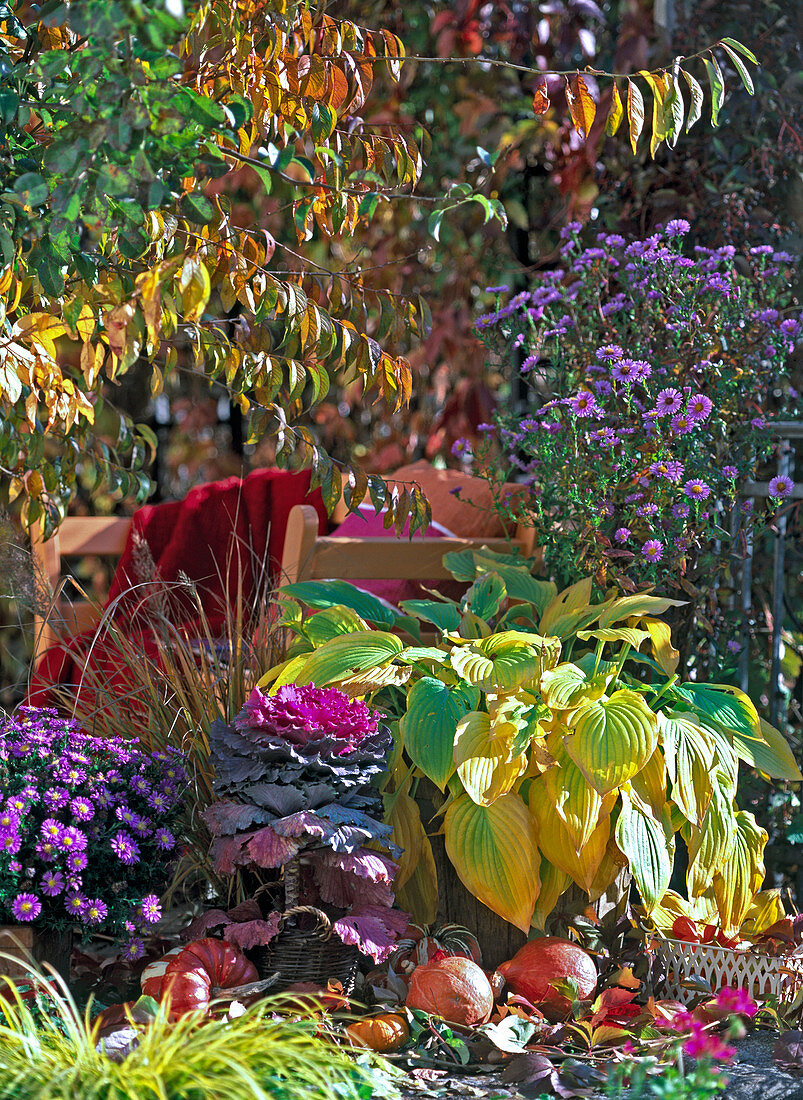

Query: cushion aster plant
[201,684,408,962]
[0,707,186,959]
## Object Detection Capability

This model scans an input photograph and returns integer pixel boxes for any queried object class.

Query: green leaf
[616,786,673,913]
[400,676,476,789]
[463,572,506,621]
[702,54,725,127]
[294,630,405,687]
[565,689,659,797]
[719,36,758,65]
[673,682,756,740]
[180,192,216,225]
[175,87,227,127]
[398,599,461,633]
[280,580,401,628]
[450,633,543,693]
[720,41,755,95]
[15,173,49,206]
[732,716,803,782]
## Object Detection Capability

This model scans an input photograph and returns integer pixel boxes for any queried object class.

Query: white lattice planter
[656,937,803,1005]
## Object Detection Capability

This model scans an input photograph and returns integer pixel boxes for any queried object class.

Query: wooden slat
[57,516,132,556]
[306,536,518,580]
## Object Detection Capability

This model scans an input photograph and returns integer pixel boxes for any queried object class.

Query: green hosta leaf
[475,560,554,613]
[702,53,725,127]
[673,682,757,740]
[658,711,716,827]
[295,630,404,687]
[400,677,477,790]
[463,571,506,621]
[733,716,803,781]
[449,632,543,693]
[540,663,608,711]
[444,792,540,932]
[686,770,737,898]
[454,711,527,806]
[399,599,461,633]
[565,689,658,797]
[302,605,366,646]
[280,580,400,628]
[616,786,673,912]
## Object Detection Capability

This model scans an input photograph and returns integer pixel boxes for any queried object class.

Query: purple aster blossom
[642,539,664,563]
[111,832,140,866]
[146,791,170,815]
[653,389,682,417]
[8,860,21,874]
[473,313,496,330]
[40,871,65,897]
[614,528,631,543]
[596,344,624,362]
[34,840,58,862]
[567,390,600,417]
[521,355,539,373]
[139,894,162,924]
[705,274,731,294]
[58,826,87,852]
[66,852,88,873]
[684,478,711,501]
[154,828,175,851]
[650,460,684,482]
[751,417,767,430]
[451,438,471,458]
[592,379,613,396]
[84,899,108,926]
[130,775,151,796]
[70,797,94,822]
[686,394,713,422]
[0,809,20,832]
[476,422,495,433]
[749,245,773,256]
[753,308,779,322]
[0,833,21,855]
[722,465,738,479]
[123,938,145,962]
[64,891,88,917]
[675,536,692,551]
[665,219,691,237]
[610,359,639,383]
[670,413,695,435]
[631,359,652,380]
[5,796,28,814]
[485,284,509,294]
[40,818,63,842]
[636,503,659,516]
[131,816,152,838]
[625,492,644,504]
[559,221,582,239]
[727,640,742,654]
[672,502,691,519]
[115,806,137,827]
[59,765,87,786]
[780,319,800,336]
[768,475,795,498]
[11,893,41,922]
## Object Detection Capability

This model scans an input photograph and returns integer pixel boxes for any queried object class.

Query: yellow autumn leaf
[638,70,670,157]
[712,811,767,935]
[740,889,786,935]
[444,792,540,932]
[532,858,570,930]
[385,787,424,890]
[541,739,615,850]
[686,771,737,897]
[643,617,679,676]
[529,778,609,893]
[395,830,438,926]
[454,711,527,807]
[605,80,624,135]
[565,73,597,139]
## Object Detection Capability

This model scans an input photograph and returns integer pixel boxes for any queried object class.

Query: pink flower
[715,987,757,1018]
[683,1030,736,1062]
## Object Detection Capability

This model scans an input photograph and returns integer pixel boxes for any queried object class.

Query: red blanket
[28,469,328,708]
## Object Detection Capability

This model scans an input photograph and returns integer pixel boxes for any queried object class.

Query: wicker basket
[655,936,803,1005]
[252,906,359,993]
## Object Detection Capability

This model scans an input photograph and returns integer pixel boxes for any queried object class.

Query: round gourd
[497,937,597,1020]
[161,938,258,1018]
[345,1014,409,1052]
[140,946,184,1000]
[405,956,494,1026]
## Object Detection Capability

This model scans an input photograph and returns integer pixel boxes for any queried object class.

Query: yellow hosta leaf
[454,711,527,807]
[444,793,540,932]
[565,689,658,797]
[395,831,439,926]
[615,786,673,913]
[589,839,629,904]
[540,662,608,710]
[532,858,570,930]
[598,593,686,627]
[686,771,737,897]
[712,811,767,935]
[741,889,786,935]
[643,618,679,676]
[529,778,609,893]
[337,662,412,697]
[734,715,803,782]
[258,654,312,693]
[630,748,668,818]
[539,577,594,636]
[294,630,404,687]
[541,744,614,850]
[577,627,651,650]
[647,889,694,931]
[385,787,423,890]
[449,633,542,693]
[659,711,715,827]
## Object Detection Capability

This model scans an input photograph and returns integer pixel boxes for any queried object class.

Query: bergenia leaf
[223,915,282,949]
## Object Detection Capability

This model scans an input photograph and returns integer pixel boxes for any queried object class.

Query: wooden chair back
[31,517,133,666]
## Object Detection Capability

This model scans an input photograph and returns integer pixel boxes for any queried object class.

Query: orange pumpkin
[160,938,258,1018]
[405,956,494,1026]
[345,1013,409,1052]
[497,937,597,1021]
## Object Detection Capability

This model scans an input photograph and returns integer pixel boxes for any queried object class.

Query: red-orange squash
[497,937,597,1020]
[140,946,184,999]
[405,956,494,1026]
[160,938,258,1018]
[345,1013,409,1052]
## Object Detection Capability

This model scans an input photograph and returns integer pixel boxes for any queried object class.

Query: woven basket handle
[279,905,333,940]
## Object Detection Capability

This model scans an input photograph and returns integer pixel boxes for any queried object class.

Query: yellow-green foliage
[0,969,384,1100]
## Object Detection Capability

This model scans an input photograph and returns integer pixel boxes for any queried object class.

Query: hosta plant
[266,548,801,936]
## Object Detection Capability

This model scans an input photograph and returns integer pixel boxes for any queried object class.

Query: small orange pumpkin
[406,956,494,1026]
[345,1013,409,1052]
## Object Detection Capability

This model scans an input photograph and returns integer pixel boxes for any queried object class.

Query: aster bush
[201,684,407,962]
[470,224,799,597]
[0,707,186,957]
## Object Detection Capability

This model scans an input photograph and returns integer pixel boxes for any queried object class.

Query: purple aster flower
[722,465,738,479]
[592,379,613,395]
[40,871,64,897]
[111,832,140,865]
[751,417,767,430]
[139,894,162,924]
[59,826,87,852]
[596,344,624,362]
[567,391,600,417]
[670,413,695,435]
[131,816,152,837]
[686,394,713,422]
[66,852,88,873]
[705,274,731,294]
[451,438,471,458]
[35,839,58,862]
[60,766,86,786]
[146,791,171,815]
[610,359,639,383]
[40,818,63,842]
[11,893,41,922]
[614,528,631,543]
[727,640,742,654]
[642,539,664,562]
[665,219,691,237]
[631,359,652,380]
[649,460,684,482]
[130,775,151,796]
[154,828,175,851]
[123,937,145,961]
[636,503,659,516]
[5,796,27,815]
[64,891,88,917]
[8,860,21,874]
[115,806,137,826]
[625,492,644,504]
[672,502,691,519]
[684,478,711,501]
[653,389,682,417]
[43,788,70,811]
[0,833,21,855]
[84,899,108,926]
[768,475,795,498]
[476,422,495,433]
[521,355,539,373]
[70,797,94,822]
[485,284,509,294]
[0,809,19,832]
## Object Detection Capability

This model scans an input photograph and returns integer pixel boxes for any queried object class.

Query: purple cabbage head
[236,684,380,755]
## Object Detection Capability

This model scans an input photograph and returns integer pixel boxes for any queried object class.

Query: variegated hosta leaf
[564,689,659,797]
[449,632,543,693]
[453,711,528,807]
[741,889,786,936]
[598,594,686,627]
[300,605,368,646]
[539,662,609,711]
[629,748,668,818]
[528,777,610,893]
[538,577,612,639]
[588,839,629,905]
[444,793,541,932]
[532,857,571,930]
[540,742,615,850]
[685,770,737,898]
[658,711,716,827]
[733,714,803,781]
[400,677,476,790]
[712,810,768,935]
[576,627,651,650]
[295,630,405,687]
[336,662,412,697]
[643,617,680,676]
[615,785,674,913]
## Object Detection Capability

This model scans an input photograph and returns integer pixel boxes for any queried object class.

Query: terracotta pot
[0,925,73,983]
